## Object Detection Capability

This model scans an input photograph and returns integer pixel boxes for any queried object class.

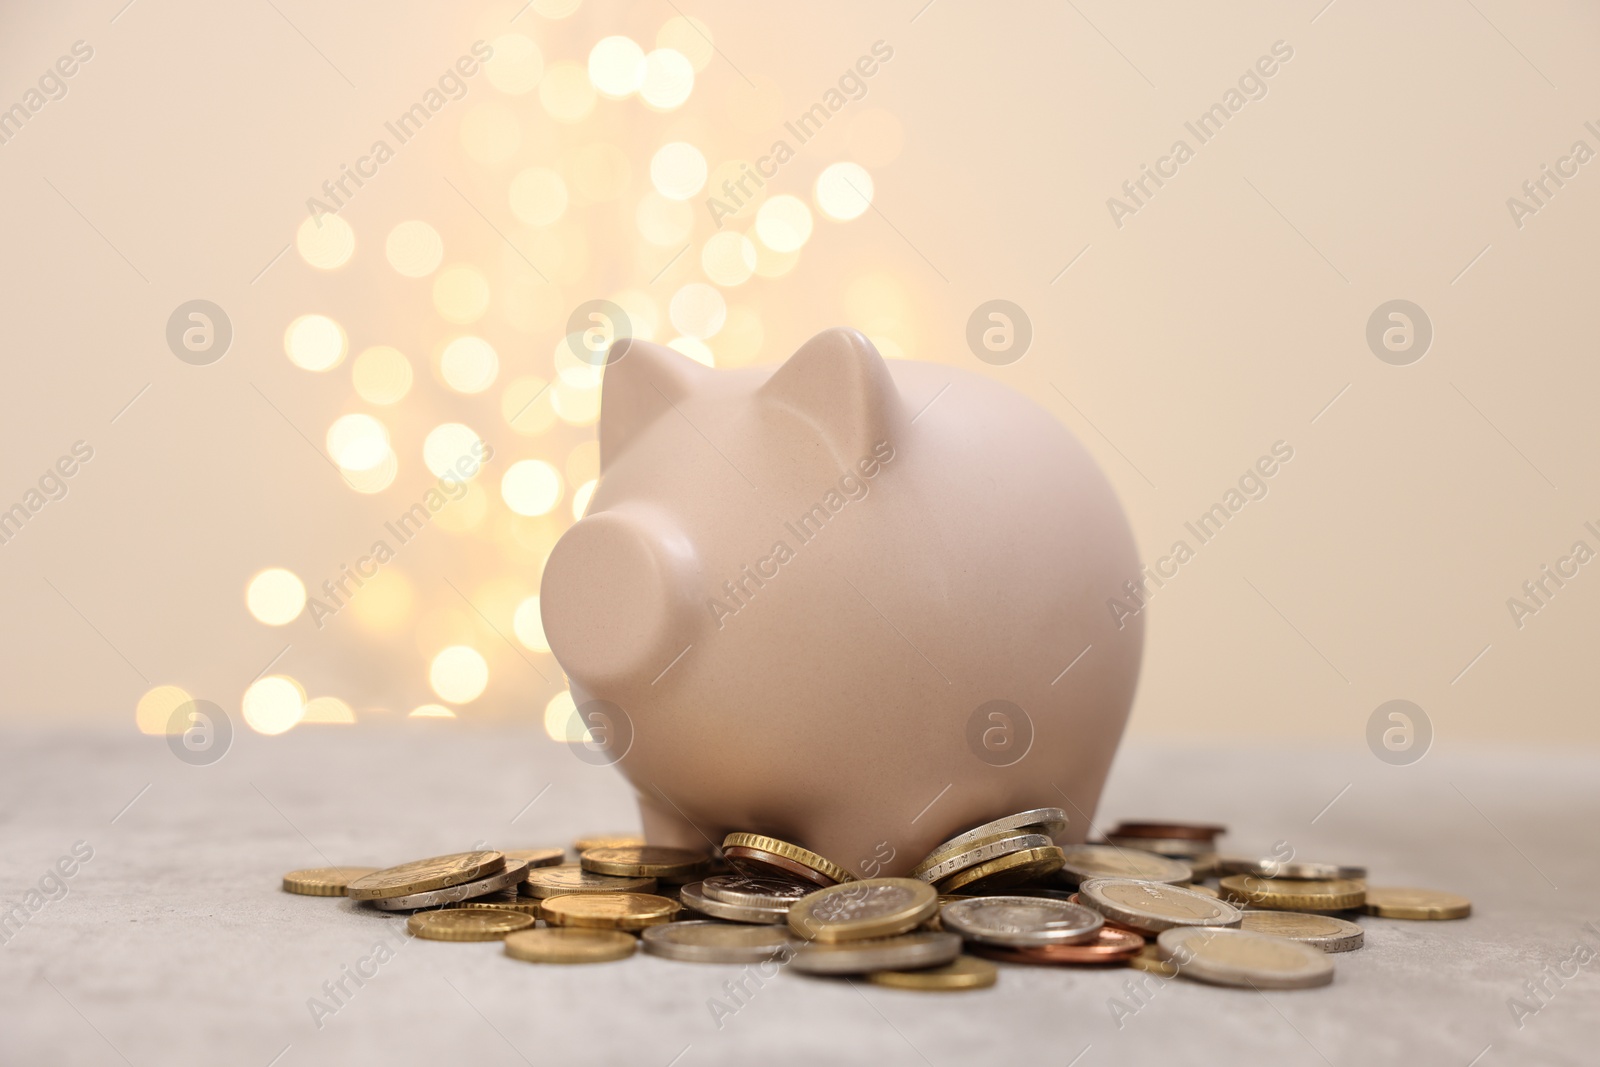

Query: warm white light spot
[553,335,605,389]
[440,336,499,394]
[485,34,544,95]
[551,380,601,425]
[753,242,801,278]
[667,336,715,366]
[352,346,413,405]
[246,568,306,626]
[341,448,397,493]
[657,16,714,72]
[459,101,522,165]
[433,265,490,324]
[755,194,813,252]
[430,646,489,703]
[409,703,456,719]
[635,191,694,246]
[284,314,346,371]
[501,459,562,516]
[135,685,192,736]
[540,62,595,123]
[327,413,391,472]
[349,570,412,632]
[572,478,597,519]
[639,49,693,110]
[650,142,707,200]
[385,221,443,277]
[502,375,556,435]
[242,676,305,735]
[296,214,354,270]
[301,696,356,724]
[423,423,485,479]
[815,162,874,221]
[588,36,645,97]
[670,282,726,339]
[513,596,550,652]
[700,232,756,286]
[543,690,592,743]
[509,167,569,227]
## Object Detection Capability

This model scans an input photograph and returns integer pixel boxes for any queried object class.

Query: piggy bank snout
[540,508,699,689]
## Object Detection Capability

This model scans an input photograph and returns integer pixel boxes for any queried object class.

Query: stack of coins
[279,815,1473,992]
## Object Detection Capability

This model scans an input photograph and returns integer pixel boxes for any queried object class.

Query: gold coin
[868,955,998,990]
[406,908,533,941]
[1218,875,1365,912]
[938,846,1066,893]
[447,898,543,917]
[789,878,940,943]
[580,845,709,879]
[1240,910,1365,951]
[541,892,680,930]
[522,864,657,898]
[502,848,565,869]
[281,867,378,897]
[504,927,637,964]
[348,852,505,901]
[1128,944,1180,977]
[911,830,1032,878]
[573,834,645,853]
[722,833,855,885]
[1361,886,1471,920]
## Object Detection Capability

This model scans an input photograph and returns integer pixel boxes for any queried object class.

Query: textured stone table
[1,724,1593,1066]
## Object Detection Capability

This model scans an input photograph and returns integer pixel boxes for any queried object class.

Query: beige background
[1,0,1596,745]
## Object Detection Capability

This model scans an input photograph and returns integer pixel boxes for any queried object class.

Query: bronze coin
[723,845,839,888]
[972,926,1145,965]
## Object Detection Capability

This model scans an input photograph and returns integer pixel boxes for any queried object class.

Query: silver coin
[1157,926,1335,988]
[701,873,814,908]
[367,860,531,911]
[914,832,1054,884]
[1103,835,1215,860]
[1217,856,1368,881]
[789,931,962,975]
[679,880,790,924]
[1058,845,1192,886]
[1077,877,1242,934]
[933,808,1068,854]
[641,921,797,963]
[939,895,1104,947]
[1239,910,1365,952]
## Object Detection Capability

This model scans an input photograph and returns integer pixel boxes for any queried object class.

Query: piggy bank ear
[758,327,903,459]
[599,339,711,471]
[540,507,701,689]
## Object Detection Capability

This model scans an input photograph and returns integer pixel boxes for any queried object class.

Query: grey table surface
[1,723,1595,1067]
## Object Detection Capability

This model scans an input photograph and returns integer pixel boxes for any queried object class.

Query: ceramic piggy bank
[540,327,1143,877]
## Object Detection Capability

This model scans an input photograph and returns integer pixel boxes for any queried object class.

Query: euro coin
[347,851,505,901]
[700,874,813,908]
[580,845,709,880]
[281,867,378,897]
[937,845,1065,893]
[504,927,636,964]
[912,833,1055,884]
[1078,877,1243,934]
[970,926,1144,965]
[368,861,531,911]
[1057,845,1192,886]
[1361,887,1471,920]
[1179,883,1221,898]
[789,931,962,975]
[939,895,1104,947]
[868,955,998,990]
[523,864,657,898]
[406,908,534,941]
[1128,944,1180,977]
[1157,926,1334,989]
[788,878,939,943]
[722,833,854,886]
[541,892,680,930]
[1239,910,1365,951]
[1218,875,1366,912]
[502,848,565,869]
[679,881,790,924]
[641,921,796,963]
[930,809,1068,855]
[447,898,543,918]
[573,834,645,852]
[1218,856,1367,881]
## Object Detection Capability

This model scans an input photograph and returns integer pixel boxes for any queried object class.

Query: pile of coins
[281,811,1472,991]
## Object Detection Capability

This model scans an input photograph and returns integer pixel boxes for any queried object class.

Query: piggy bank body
[541,328,1143,877]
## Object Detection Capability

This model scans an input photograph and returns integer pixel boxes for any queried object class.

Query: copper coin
[972,926,1145,965]
[723,845,839,888]
[1109,822,1226,841]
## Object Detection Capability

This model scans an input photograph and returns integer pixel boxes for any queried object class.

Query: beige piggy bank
[540,328,1143,877]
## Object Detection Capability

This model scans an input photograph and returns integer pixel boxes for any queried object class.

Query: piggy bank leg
[636,788,715,852]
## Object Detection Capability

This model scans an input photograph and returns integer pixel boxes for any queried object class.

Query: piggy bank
[540,327,1143,877]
